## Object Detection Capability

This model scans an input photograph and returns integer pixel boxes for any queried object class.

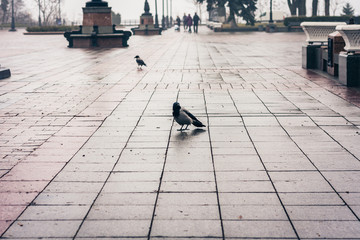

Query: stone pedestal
[338,52,360,87]
[64,0,132,48]
[132,14,162,35]
[0,67,11,79]
[302,44,322,69]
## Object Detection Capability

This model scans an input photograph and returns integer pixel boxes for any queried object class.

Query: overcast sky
[25,0,360,23]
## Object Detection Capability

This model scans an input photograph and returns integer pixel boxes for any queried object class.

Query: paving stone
[102,181,159,193]
[219,193,281,205]
[77,219,151,238]
[2,220,81,238]
[270,172,334,192]
[279,192,345,206]
[223,220,297,238]
[87,205,154,220]
[286,205,358,220]
[95,193,157,206]
[18,205,89,220]
[154,205,219,220]
[293,220,360,239]
[217,180,275,193]
[150,220,222,237]
[32,193,98,205]
[222,205,288,220]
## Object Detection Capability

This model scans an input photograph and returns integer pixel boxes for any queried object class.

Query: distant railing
[336,24,360,53]
[301,22,347,44]
[121,19,140,26]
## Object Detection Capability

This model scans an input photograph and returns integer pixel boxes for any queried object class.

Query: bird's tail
[192,120,206,127]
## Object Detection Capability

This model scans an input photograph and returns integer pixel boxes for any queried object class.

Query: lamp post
[269,0,273,23]
[166,0,169,28]
[9,0,16,32]
[170,0,172,27]
[58,0,61,25]
[154,0,159,28]
[38,0,41,26]
[162,0,166,29]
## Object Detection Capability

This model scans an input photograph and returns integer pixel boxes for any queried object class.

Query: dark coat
[187,16,193,27]
[193,14,200,25]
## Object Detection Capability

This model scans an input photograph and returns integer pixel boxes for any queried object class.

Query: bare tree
[312,0,318,16]
[1,0,9,24]
[324,0,330,16]
[33,0,59,25]
[331,0,343,15]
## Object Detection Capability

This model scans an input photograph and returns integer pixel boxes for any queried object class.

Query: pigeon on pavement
[172,102,206,131]
[134,55,147,69]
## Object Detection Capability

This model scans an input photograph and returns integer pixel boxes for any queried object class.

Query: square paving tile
[77,220,151,238]
[150,220,222,237]
[223,220,297,238]
[293,220,360,239]
[2,220,81,238]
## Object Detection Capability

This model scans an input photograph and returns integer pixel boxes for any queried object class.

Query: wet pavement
[0,27,360,239]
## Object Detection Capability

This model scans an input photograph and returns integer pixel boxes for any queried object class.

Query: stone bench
[301,22,346,44]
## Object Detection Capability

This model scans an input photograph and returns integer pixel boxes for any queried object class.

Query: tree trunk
[298,0,306,16]
[324,0,330,16]
[287,0,297,16]
[227,1,237,28]
[2,11,7,24]
[312,0,318,16]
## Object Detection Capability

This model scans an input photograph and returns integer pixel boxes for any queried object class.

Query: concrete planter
[300,22,347,44]
[336,24,360,53]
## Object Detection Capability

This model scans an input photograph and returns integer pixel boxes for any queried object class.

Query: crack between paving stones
[227,89,301,240]
[147,89,179,239]
[203,89,226,240]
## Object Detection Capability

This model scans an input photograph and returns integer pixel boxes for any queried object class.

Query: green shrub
[26,26,79,32]
[284,16,360,26]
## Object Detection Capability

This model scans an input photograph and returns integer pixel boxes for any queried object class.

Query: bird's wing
[183,108,206,127]
[136,59,146,66]
[182,108,200,122]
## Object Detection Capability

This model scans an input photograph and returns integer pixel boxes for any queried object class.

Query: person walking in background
[175,16,181,31]
[183,13,188,31]
[193,12,200,33]
[187,14,193,33]
[176,16,181,28]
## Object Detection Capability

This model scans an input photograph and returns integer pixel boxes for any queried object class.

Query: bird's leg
[184,124,189,130]
[177,125,183,131]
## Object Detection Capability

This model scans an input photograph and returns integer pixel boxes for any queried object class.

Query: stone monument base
[70,32,131,48]
[0,67,11,79]
[132,27,162,35]
[338,52,360,87]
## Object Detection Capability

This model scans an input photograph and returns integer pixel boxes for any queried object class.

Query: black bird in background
[172,102,206,131]
[134,55,146,69]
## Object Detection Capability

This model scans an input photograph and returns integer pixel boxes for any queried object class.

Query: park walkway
[0,26,360,239]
